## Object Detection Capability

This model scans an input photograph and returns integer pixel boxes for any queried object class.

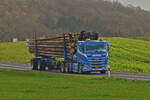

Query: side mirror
[107,43,110,51]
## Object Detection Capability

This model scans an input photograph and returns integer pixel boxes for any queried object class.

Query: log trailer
[28,32,110,74]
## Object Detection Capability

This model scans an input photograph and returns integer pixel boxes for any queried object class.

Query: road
[0,61,150,81]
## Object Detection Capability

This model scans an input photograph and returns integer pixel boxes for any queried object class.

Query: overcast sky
[109,0,150,11]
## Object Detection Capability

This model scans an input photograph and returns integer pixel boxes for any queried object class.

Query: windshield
[86,44,106,52]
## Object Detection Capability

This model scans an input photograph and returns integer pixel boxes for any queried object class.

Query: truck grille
[88,57,105,65]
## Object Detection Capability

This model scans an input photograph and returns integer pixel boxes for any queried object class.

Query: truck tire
[39,61,46,71]
[37,61,41,70]
[48,64,52,70]
[64,66,69,73]
[56,62,61,70]
[64,63,69,73]
[32,61,38,70]
[60,63,65,73]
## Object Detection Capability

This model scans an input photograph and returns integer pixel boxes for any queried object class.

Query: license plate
[93,65,101,68]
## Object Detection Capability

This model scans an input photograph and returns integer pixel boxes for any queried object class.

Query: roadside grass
[105,37,150,73]
[0,42,33,63]
[1,37,150,73]
[0,68,150,100]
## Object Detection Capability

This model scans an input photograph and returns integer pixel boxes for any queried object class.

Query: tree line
[0,0,150,41]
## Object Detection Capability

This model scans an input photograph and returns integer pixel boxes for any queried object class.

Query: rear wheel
[65,63,70,73]
[40,61,46,71]
[65,66,69,73]
[60,62,65,73]
[48,64,52,70]
[31,60,38,70]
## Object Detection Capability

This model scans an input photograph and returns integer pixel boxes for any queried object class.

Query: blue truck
[28,32,110,74]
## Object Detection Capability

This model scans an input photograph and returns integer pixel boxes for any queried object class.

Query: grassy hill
[0,37,150,73]
[105,37,150,73]
[0,68,150,100]
[0,42,33,63]
[1,0,150,41]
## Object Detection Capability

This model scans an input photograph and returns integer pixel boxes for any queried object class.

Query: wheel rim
[61,67,64,72]
[60,63,64,72]
[31,62,34,69]
[65,67,68,73]
[38,61,40,70]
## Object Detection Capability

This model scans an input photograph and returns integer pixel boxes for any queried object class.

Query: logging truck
[27,32,110,74]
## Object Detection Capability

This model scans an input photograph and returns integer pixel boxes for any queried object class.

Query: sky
[109,0,150,11]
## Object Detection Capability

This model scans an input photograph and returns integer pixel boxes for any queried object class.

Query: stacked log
[28,32,80,59]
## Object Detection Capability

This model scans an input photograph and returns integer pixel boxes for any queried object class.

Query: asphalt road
[0,61,150,81]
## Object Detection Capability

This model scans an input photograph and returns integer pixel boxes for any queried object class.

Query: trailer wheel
[64,66,69,73]
[31,60,38,70]
[48,64,52,70]
[37,61,41,70]
[60,63,65,73]
[57,61,62,70]
[40,61,46,71]
[64,63,70,73]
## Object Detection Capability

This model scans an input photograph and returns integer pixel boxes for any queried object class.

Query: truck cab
[73,40,110,73]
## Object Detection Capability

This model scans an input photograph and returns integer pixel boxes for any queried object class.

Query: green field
[0,68,150,100]
[105,37,150,73]
[0,42,33,63]
[0,37,150,73]
[133,36,150,41]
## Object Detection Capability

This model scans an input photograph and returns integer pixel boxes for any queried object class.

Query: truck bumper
[82,66,109,72]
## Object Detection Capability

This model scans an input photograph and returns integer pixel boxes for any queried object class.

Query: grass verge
[0,68,150,100]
